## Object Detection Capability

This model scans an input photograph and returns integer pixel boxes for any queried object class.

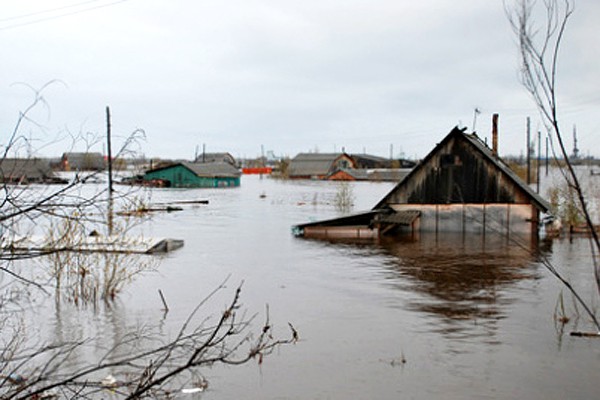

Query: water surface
[26,173,600,399]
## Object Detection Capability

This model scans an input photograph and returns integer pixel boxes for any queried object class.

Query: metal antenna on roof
[472,107,481,132]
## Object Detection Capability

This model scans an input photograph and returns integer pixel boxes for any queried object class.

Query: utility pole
[572,124,579,159]
[106,106,113,193]
[106,106,114,235]
[537,131,541,193]
[545,135,549,176]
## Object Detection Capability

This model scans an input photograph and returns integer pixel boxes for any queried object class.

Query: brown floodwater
[25,171,600,399]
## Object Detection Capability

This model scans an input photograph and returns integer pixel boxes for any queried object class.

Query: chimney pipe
[492,113,499,157]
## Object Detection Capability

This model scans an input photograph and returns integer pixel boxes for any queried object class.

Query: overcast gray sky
[1,0,599,160]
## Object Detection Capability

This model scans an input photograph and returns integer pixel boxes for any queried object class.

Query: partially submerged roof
[351,154,417,169]
[293,210,382,230]
[328,168,411,182]
[375,127,550,212]
[182,161,241,178]
[0,158,56,182]
[292,209,421,238]
[288,153,353,177]
[147,161,241,178]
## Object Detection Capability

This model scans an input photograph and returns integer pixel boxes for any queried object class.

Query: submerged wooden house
[288,153,356,180]
[143,161,241,188]
[0,158,66,184]
[293,127,551,241]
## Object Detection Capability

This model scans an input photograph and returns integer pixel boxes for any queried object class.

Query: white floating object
[101,374,117,387]
[181,387,205,394]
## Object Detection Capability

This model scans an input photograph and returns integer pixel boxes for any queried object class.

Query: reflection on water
[8,174,600,400]
[379,234,545,341]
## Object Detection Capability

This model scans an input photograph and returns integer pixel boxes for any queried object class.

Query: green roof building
[143,161,241,188]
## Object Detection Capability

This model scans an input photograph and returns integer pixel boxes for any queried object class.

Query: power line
[0,0,108,23]
[0,0,133,31]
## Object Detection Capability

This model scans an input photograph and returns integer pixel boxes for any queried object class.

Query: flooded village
[2,1,600,399]
[2,117,600,399]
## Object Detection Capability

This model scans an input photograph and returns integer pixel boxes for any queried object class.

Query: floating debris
[101,374,117,387]
[117,206,183,216]
[181,378,208,394]
[182,387,205,394]
[570,331,600,337]
[4,235,184,255]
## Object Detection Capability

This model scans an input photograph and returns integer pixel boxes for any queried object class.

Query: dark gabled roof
[288,153,351,177]
[461,131,550,212]
[194,152,236,165]
[375,126,550,212]
[367,168,412,182]
[351,154,417,169]
[351,153,389,163]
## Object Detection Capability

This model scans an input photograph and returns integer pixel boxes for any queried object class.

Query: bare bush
[1,281,297,400]
[506,0,600,331]
[0,83,297,398]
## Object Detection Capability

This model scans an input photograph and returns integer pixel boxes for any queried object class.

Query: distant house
[143,161,241,188]
[194,152,237,166]
[61,152,106,171]
[0,158,66,184]
[351,154,416,169]
[294,127,550,240]
[288,153,356,179]
[327,168,412,182]
[327,168,368,181]
[365,169,412,182]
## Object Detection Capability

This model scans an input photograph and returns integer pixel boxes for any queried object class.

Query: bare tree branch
[1,82,297,398]
[506,0,600,331]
